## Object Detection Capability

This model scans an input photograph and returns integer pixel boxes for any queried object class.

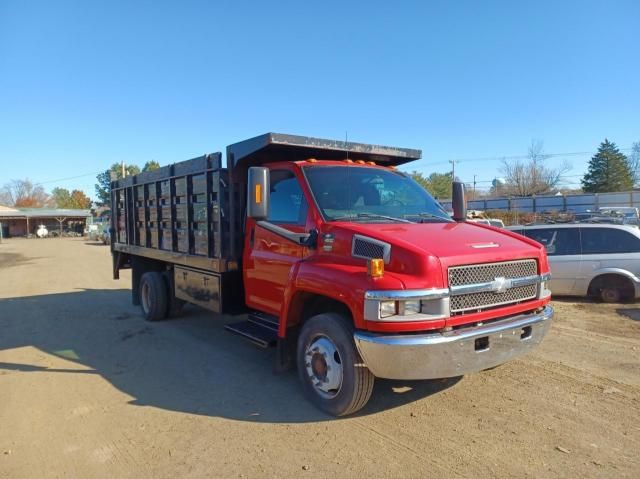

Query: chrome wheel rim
[304,335,343,399]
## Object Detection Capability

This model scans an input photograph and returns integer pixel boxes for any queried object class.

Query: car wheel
[600,287,622,303]
[297,313,374,416]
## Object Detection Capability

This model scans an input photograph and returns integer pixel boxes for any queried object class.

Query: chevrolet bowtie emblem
[490,276,511,294]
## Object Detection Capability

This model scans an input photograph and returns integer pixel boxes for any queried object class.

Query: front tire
[139,272,168,321]
[297,313,374,416]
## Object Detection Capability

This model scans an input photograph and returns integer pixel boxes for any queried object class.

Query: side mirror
[247,167,269,220]
[452,181,466,221]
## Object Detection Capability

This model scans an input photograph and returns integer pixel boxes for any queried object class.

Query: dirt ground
[0,238,638,478]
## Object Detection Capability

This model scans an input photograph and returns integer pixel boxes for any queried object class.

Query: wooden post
[56,217,66,237]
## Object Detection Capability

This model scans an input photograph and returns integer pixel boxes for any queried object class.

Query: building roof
[0,207,92,219]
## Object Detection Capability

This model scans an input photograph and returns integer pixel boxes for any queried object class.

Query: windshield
[303,166,452,223]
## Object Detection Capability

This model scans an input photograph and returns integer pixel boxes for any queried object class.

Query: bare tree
[500,140,571,196]
[628,141,640,188]
[0,179,49,207]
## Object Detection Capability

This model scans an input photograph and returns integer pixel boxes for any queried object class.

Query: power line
[33,171,103,186]
[409,147,634,171]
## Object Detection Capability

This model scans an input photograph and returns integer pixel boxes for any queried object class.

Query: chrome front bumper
[353,305,553,380]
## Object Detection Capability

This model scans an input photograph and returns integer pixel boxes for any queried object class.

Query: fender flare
[279,261,405,337]
[587,268,640,296]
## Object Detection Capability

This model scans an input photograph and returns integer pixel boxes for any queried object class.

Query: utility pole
[121,161,126,178]
[473,174,477,200]
[449,160,456,180]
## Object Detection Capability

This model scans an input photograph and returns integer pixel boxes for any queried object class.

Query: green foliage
[95,163,142,206]
[410,171,453,198]
[581,139,633,192]
[50,187,71,208]
[143,160,160,172]
[50,187,92,209]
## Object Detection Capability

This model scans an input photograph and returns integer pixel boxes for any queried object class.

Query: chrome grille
[450,284,538,313]
[449,259,538,313]
[449,259,537,286]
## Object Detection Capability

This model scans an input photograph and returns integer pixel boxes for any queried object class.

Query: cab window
[268,170,308,225]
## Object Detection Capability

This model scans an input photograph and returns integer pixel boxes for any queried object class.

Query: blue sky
[1,0,638,198]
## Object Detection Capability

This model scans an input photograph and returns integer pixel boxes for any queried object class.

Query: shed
[0,207,92,237]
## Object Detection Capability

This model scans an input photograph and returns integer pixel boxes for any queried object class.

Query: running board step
[225,313,279,348]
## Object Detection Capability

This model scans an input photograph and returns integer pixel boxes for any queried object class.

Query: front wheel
[297,313,374,416]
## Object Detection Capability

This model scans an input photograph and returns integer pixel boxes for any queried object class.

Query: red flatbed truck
[110,132,553,416]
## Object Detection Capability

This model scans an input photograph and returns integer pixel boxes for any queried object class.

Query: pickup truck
[110,132,553,415]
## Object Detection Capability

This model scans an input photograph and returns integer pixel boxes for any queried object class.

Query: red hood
[327,221,545,288]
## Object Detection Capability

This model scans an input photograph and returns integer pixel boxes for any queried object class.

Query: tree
[581,139,633,193]
[411,171,453,198]
[0,179,49,207]
[628,141,640,188]
[143,160,160,172]
[500,140,571,196]
[50,187,72,208]
[69,190,92,209]
[49,187,92,209]
[95,163,141,206]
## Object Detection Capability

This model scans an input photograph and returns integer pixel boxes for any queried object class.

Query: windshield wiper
[404,212,452,223]
[331,213,414,223]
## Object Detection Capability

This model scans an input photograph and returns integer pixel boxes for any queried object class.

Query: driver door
[243,168,309,316]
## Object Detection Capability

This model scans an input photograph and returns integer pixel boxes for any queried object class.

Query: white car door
[525,227,581,295]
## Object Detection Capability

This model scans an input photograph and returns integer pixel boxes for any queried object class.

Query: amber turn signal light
[367,258,384,278]
[254,183,262,204]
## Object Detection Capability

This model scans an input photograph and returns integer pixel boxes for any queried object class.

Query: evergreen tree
[95,163,141,206]
[410,171,453,198]
[581,139,633,192]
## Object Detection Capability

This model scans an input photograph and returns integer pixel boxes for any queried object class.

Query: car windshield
[303,165,452,223]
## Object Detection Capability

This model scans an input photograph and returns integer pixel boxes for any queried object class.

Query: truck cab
[111,133,553,416]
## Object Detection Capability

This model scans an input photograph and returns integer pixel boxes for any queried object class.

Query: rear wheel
[140,272,168,321]
[601,287,622,303]
[297,313,374,416]
[589,274,634,303]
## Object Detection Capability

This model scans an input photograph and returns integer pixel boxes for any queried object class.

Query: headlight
[379,300,397,318]
[539,280,552,298]
[364,290,450,322]
[402,300,421,315]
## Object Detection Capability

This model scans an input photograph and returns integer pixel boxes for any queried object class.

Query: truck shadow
[0,289,459,423]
